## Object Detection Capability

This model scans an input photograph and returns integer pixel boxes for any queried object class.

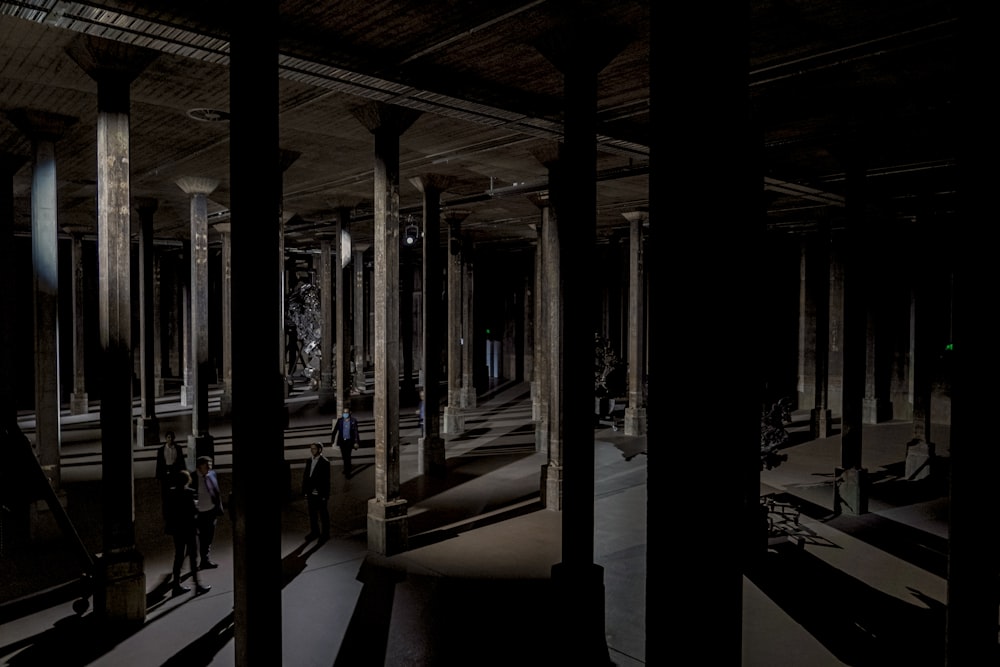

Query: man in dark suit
[330,406,362,477]
[302,441,331,542]
[155,430,187,522]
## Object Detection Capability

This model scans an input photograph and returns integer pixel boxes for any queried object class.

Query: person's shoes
[195,584,212,596]
[172,585,191,595]
[199,560,219,570]
[304,533,316,542]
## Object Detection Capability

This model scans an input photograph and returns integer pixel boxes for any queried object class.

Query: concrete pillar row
[410,174,455,475]
[176,176,219,464]
[622,209,647,436]
[352,101,422,556]
[134,197,159,446]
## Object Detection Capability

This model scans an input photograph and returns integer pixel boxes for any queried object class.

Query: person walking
[193,455,223,570]
[164,469,211,596]
[302,442,331,542]
[330,406,362,477]
[155,430,187,521]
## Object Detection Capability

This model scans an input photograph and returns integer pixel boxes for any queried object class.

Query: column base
[905,440,935,480]
[623,407,646,436]
[187,433,215,464]
[135,417,160,448]
[70,392,88,415]
[530,381,541,420]
[834,466,868,516]
[550,562,612,666]
[28,491,68,541]
[442,406,465,434]
[93,549,146,628]
[417,435,446,476]
[811,408,833,439]
[154,377,165,398]
[367,498,408,556]
[180,384,192,407]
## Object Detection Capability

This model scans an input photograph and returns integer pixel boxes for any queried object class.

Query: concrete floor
[0,381,647,666]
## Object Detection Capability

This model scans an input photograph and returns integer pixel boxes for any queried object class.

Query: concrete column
[523,264,535,385]
[443,210,470,434]
[460,244,477,408]
[410,174,454,476]
[810,221,833,438]
[134,198,159,446]
[0,153,27,425]
[176,176,219,463]
[65,33,158,628]
[797,237,817,412]
[400,221,418,404]
[536,18,626,664]
[527,194,550,455]
[229,7,284,661]
[352,102,421,556]
[317,232,336,411]
[5,110,76,498]
[67,231,89,415]
[352,244,368,393]
[152,250,164,398]
[622,209,647,436]
[334,207,354,414]
[904,224,936,480]
[537,175,563,507]
[835,137,869,516]
[180,241,192,407]
[215,222,233,416]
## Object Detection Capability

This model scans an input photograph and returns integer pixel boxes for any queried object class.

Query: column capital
[528,191,551,210]
[133,197,159,216]
[350,102,422,135]
[530,143,561,168]
[621,208,648,225]
[534,17,632,76]
[64,34,158,84]
[5,109,78,143]
[175,176,219,196]
[409,174,456,194]
[443,209,471,226]
[213,221,232,235]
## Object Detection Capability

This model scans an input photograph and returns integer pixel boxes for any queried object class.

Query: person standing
[193,455,223,570]
[155,430,187,521]
[330,407,362,477]
[302,442,331,542]
[164,469,211,596]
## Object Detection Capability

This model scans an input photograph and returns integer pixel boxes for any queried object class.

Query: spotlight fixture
[403,215,420,247]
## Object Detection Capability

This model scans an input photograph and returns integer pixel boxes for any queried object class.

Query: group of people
[155,430,223,597]
[155,407,364,581]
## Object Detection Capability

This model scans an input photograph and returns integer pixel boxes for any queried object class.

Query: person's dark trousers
[172,532,199,585]
[338,443,354,476]
[196,510,217,564]
[307,494,330,538]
